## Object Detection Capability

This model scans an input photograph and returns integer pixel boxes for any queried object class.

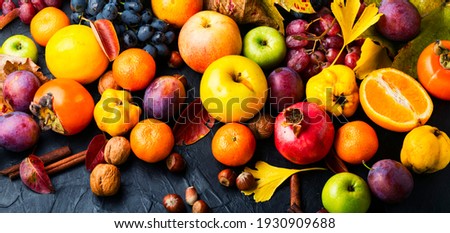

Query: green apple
[200,55,268,123]
[321,172,371,213]
[1,35,38,63]
[242,26,287,70]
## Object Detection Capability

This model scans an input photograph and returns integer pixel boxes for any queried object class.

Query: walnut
[104,136,130,165]
[98,70,120,95]
[247,112,275,139]
[90,164,121,196]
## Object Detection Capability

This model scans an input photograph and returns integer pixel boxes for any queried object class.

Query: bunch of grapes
[1,0,62,24]
[70,0,177,62]
[284,7,364,81]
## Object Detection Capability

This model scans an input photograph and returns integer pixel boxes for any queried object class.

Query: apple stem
[362,160,372,170]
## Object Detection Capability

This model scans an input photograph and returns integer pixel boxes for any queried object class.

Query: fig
[376,0,421,42]
[3,70,41,113]
[274,102,335,165]
[0,111,40,152]
[143,75,187,122]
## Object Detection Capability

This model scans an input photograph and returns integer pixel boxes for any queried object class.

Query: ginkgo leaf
[275,0,316,14]
[242,161,326,202]
[354,38,392,79]
[331,0,383,65]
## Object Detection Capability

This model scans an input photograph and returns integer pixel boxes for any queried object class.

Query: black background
[1,1,450,213]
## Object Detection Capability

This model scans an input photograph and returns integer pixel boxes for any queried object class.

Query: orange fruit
[151,0,203,28]
[130,118,174,163]
[359,68,433,132]
[30,7,70,47]
[45,24,109,84]
[112,48,156,91]
[334,121,379,165]
[211,123,256,167]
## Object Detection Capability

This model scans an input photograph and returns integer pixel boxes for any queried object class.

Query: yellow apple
[178,10,242,73]
[200,55,268,123]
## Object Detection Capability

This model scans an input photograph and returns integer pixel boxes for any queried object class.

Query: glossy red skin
[33,79,94,135]
[417,40,450,100]
[274,102,335,165]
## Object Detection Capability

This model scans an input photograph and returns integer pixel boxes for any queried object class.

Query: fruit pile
[69,0,177,61]
[1,0,450,213]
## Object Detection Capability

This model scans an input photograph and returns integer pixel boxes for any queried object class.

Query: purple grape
[286,48,310,73]
[325,48,345,64]
[0,112,40,152]
[18,2,36,25]
[31,0,46,11]
[310,50,325,65]
[322,35,344,49]
[137,24,154,42]
[320,14,341,36]
[285,33,309,49]
[267,67,304,112]
[3,71,40,113]
[344,52,360,69]
[286,19,309,36]
[367,159,414,204]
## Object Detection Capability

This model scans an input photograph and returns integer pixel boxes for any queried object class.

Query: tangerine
[30,7,70,47]
[45,24,109,84]
[151,0,203,28]
[334,121,379,165]
[130,118,174,163]
[359,68,433,132]
[112,48,156,91]
[211,123,256,167]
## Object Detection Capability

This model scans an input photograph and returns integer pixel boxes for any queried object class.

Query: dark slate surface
[1,1,450,213]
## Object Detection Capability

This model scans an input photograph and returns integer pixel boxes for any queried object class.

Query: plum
[367,159,414,204]
[0,112,40,152]
[376,0,421,42]
[3,70,40,113]
[267,67,304,113]
[143,75,186,122]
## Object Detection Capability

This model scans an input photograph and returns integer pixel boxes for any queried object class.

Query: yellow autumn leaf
[354,38,392,79]
[330,0,383,64]
[242,161,326,203]
[275,0,316,14]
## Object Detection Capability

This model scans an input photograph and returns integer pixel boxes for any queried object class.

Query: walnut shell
[98,70,120,94]
[247,112,275,139]
[90,164,121,196]
[104,136,130,165]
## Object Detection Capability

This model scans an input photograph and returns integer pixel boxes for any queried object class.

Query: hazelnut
[98,70,120,94]
[217,168,237,187]
[104,136,130,166]
[247,112,275,139]
[236,171,256,191]
[90,164,121,196]
[192,200,209,213]
[166,152,186,173]
[162,193,186,213]
[185,186,198,206]
[168,51,184,68]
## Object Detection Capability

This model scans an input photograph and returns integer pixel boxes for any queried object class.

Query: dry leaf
[330,0,383,65]
[19,155,55,194]
[275,0,316,14]
[242,161,326,202]
[354,38,392,79]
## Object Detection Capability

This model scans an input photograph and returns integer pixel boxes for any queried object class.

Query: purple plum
[3,70,40,113]
[367,159,414,204]
[268,67,304,113]
[0,111,40,152]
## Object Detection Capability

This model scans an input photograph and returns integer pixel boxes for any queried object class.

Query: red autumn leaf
[173,98,215,146]
[19,155,54,194]
[85,134,107,172]
[324,149,348,173]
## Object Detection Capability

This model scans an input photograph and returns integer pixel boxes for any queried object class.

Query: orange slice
[360,68,433,132]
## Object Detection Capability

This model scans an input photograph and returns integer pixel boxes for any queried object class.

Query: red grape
[286,48,310,74]
[344,52,360,69]
[19,2,36,24]
[31,0,47,11]
[322,35,344,49]
[310,50,326,65]
[286,19,309,36]
[320,14,341,36]
[43,0,61,8]
[325,48,345,64]
[285,33,309,49]
[2,0,16,15]
[301,63,321,80]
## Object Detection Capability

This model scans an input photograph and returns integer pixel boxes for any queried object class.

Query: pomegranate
[274,102,335,165]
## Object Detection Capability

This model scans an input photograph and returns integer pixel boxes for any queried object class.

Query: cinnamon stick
[0,145,72,176]
[288,173,303,213]
[8,150,87,180]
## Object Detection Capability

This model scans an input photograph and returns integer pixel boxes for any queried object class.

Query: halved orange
[359,68,433,132]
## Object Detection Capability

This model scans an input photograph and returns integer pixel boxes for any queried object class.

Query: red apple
[274,102,335,165]
[178,10,242,73]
